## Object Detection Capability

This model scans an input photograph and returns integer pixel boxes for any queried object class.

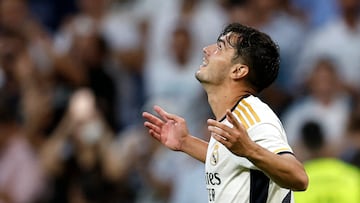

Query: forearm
[246,144,308,191]
[181,135,208,163]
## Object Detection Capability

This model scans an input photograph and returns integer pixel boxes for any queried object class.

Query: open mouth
[200,57,208,68]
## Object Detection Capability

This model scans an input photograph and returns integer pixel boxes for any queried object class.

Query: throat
[208,93,251,120]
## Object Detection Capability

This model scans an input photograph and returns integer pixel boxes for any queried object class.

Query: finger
[149,129,161,141]
[226,110,247,131]
[144,122,161,140]
[211,132,229,146]
[208,126,230,141]
[225,110,241,129]
[153,105,171,121]
[207,119,233,133]
[144,121,161,135]
[154,105,182,122]
[142,112,164,127]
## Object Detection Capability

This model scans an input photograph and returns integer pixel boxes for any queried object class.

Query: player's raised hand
[142,105,189,151]
[207,109,256,157]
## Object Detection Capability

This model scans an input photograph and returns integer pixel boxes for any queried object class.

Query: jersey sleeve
[233,122,294,169]
[248,122,293,154]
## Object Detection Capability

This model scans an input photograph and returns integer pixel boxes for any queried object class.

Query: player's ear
[231,64,249,80]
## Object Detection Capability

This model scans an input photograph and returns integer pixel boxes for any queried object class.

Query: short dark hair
[301,121,324,151]
[218,23,280,92]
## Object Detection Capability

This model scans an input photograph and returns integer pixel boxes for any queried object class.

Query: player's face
[195,32,238,85]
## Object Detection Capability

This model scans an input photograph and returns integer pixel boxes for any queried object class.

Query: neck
[205,83,255,120]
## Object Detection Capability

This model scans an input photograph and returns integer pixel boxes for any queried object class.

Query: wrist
[180,134,193,152]
[244,142,261,161]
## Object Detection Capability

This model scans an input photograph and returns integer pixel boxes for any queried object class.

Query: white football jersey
[205,95,294,203]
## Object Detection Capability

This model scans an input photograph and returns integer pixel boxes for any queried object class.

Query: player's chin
[195,71,203,82]
[195,72,210,84]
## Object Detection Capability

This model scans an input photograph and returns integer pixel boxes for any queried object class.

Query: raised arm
[142,105,208,162]
[207,110,308,191]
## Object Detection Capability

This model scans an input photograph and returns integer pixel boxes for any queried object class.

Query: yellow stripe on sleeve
[273,148,292,154]
[233,109,249,129]
[237,104,255,126]
[241,100,260,122]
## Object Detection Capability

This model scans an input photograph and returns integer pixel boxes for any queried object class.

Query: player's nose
[203,44,214,56]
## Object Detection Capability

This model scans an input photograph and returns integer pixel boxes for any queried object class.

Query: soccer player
[142,23,308,203]
[294,121,360,203]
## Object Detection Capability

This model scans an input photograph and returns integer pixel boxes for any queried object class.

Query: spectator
[27,0,77,33]
[295,0,360,98]
[52,0,148,132]
[0,0,29,32]
[0,27,54,148]
[0,93,46,203]
[282,57,352,160]
[138,0,227,67]
[294,121,360,203]
[50,21,119,131]
[144,23,210,136]
[290,0,339,28]
[141,23,211,202]
[341,100,360,168]
[39,89,125,203]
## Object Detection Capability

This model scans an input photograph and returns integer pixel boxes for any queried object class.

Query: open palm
[142,105,189,151]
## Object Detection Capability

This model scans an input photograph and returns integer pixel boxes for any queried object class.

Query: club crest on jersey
[210,144,219,165]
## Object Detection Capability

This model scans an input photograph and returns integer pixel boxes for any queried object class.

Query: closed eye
[217,39,226,51]
[216,41,223,50]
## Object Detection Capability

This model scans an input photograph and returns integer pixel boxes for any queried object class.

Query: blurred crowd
[0,0,359,202]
